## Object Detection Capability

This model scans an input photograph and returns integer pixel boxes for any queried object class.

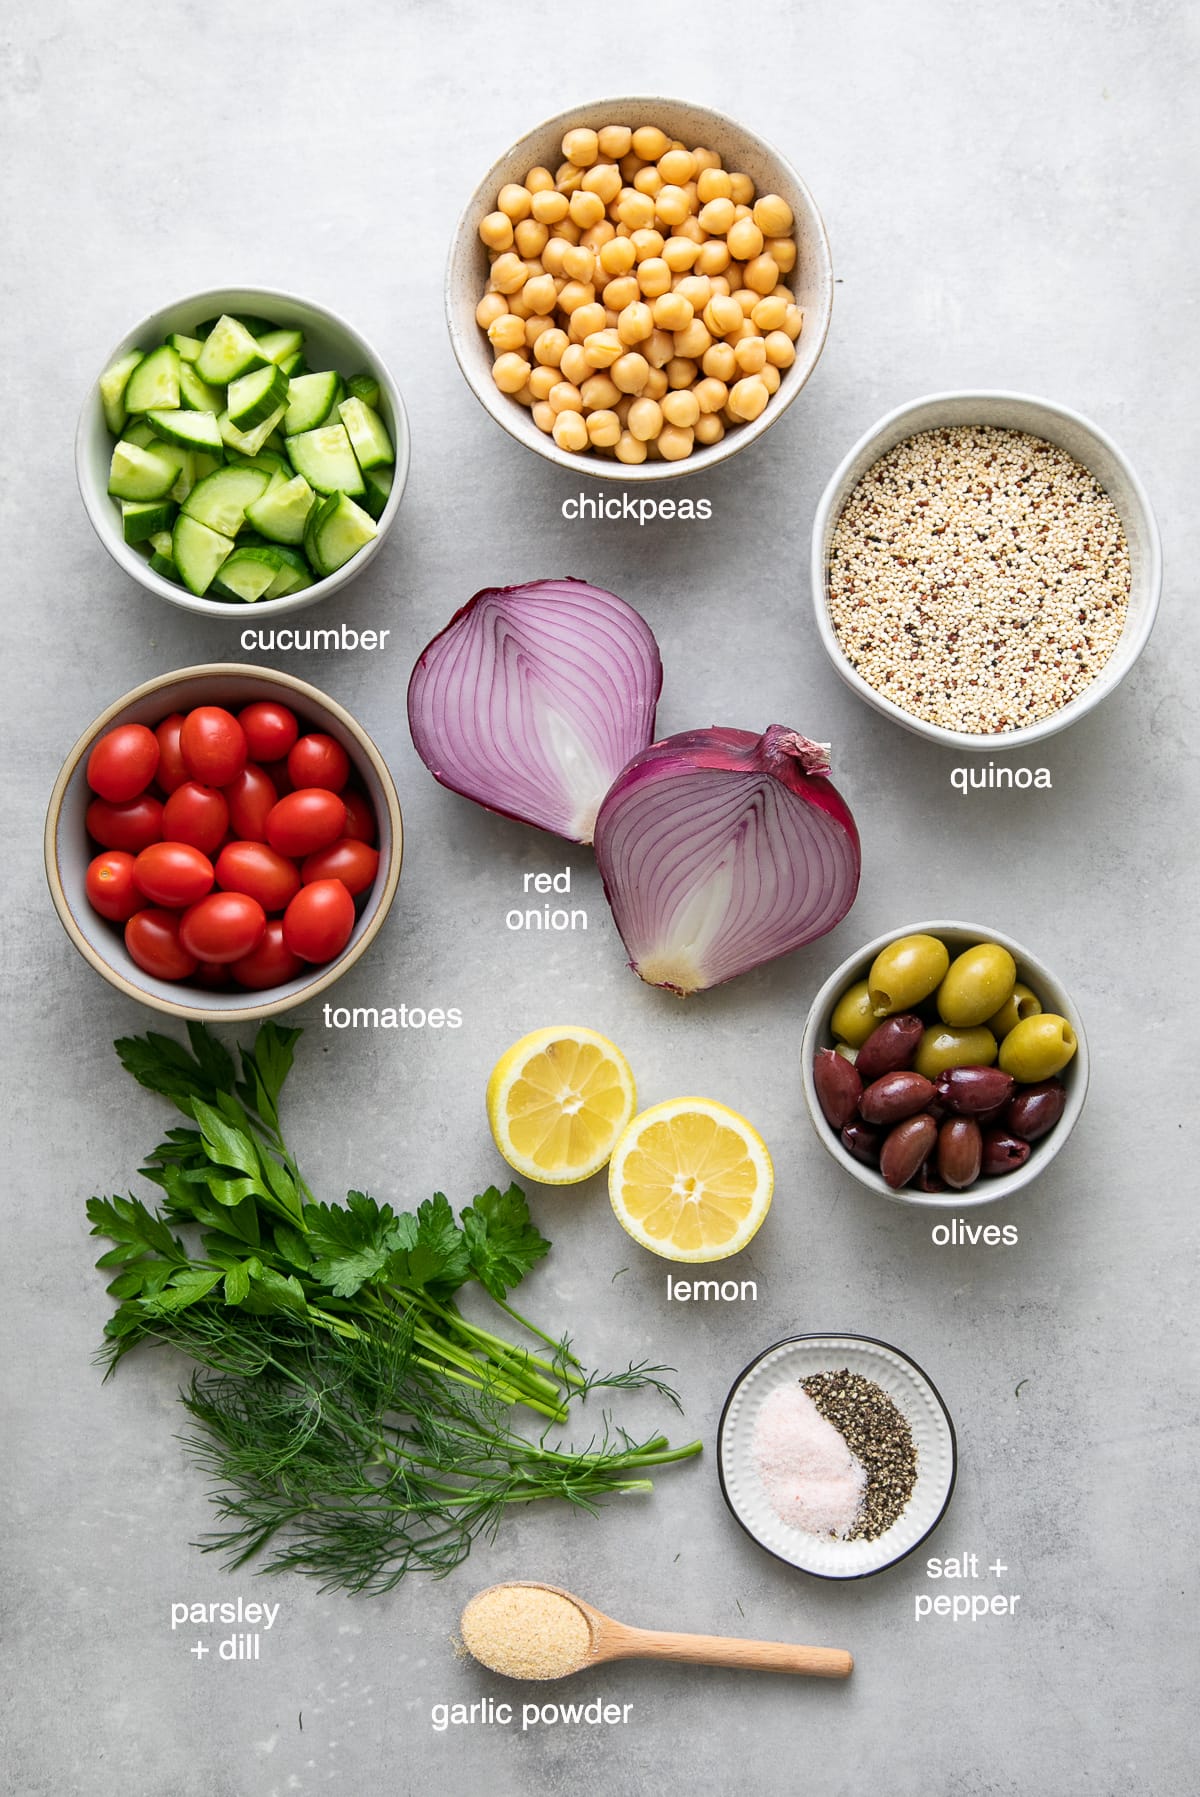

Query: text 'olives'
[859,1070,936,1126]
[880,1114,938,1189]
[937,1117,983,1190]
[813,1049,863,1130]
[856,1013,924,1083]
[934,1065,1016,1115]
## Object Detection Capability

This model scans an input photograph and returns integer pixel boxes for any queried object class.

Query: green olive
[937,942,1017,1028]
[830,979,876,1047]
[867,934,949,1017]
[913,1024,999,1079]
[986,982,1043,1040]
[998,1013,1077,1082]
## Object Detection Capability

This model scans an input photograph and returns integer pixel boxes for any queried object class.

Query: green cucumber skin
[108,440,184,503]
[305,491,377,576]
[172,513,236,596]
[99,349,145,435]
[182,466,272,538]
[227,363,290,429]
[147,408,224,453]
[195,315,268,386]
[338,396,395,471]
[284,371,345,436]
[121,498,177,545]
[361,464,393,520]
[347,371,382,408]
[286,423,365,496]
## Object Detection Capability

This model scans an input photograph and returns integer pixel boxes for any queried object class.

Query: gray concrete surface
[2,2,1197,1793]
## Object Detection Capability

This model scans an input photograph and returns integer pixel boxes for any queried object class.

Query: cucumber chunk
[182,466,272,537]
[284,370,344,436]
[226,447,292,478]
[124,345,181,414]
[107,439,184,502]
[99,349,144,435]
[256,328,305,366]
[195,313,279,339]
[304,491,378,575]
[347,371,382,409]
[244,473,315,545]
[121,498,177,545]
[167,332,203,362]
[361,464,393,520]
[172,514,235,596]
[279,349,308,378]
[228,363,290,429]
[123,418,157,449]
[219,403,288,458]
[265,547,314,598]
[286,423,365,495]
[149,549,180,581]
[169,449,198,504]
[195,315,267,385]
[211,545,285,603]
[338,397,394,471]
[179,360,225,414]
[147,408,224,452]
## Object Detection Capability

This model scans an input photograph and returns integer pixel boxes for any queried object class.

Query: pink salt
[752,1383,866,1537]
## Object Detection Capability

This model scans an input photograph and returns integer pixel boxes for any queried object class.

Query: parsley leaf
[304,1191,410,1298]
[461,1184,551,1300]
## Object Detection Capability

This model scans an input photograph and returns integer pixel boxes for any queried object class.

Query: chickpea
[661,387,700,428]
[693,376,728,414]
[674,215,705,246]
[515,219,549,259]
[557,280,595,314]
[632,124,670,160]
[675,273,712,309]
[658,423,694,460]
[587,408,622,447]
[655,184,690,228]
[558,242,592,283]
[533,328,568,367]
[526,166,555,193]
[543,380,580,416]
[728,172,755,205]
[601,273,640,311]
[487,313,525,353]
[570,304,609,346]
[553,410,589,451]
[522,273,558,315]
[731,202,753,223]
[765,236,797,273]
[525,313,556,347]
[734,335,768,374]
[696,167,732,204]
[600,235,637,276]
[598,124,633,159]
[729,286,756,315]
[555,162,584,194]
[479,210,515,251]
[702,341,737,381]
[750,293,788,332]
[531,189,570,225]
[507,291,534,321]
[657,148,695,185]
[694,411,725,445]
[581,219,616,251]
[476,291,508,329]
[559,128,597,169]
[783,304,805,340]
[582,163,621,204]
[614,395,633,424]
[498,183,533,222]
[643,366,669,399]
[616,189,656,231]
[664,355,697,389]
[673,319,712,360]
[642,328,675,369]
[696,240,731,275]
[753,193,793,235]
[559,344,591,385]
[628,228,663,263]
[583,327,623,368]
[565,189,600,230]
[744,254,780,296]
[541,238,570,276]
[492,352,531,394]
[663,235,700,271]
[764,329,796,368]
[698,196,736,236]
[727,375,769,421]
[653,291,693,332]
[727,216,764,262]
[616,300,654,345]
[633,165,664,197]
[489,253,528,295]
[531,400,555,433]
[704,294,744,336]
[691,145,720,172]
[614,429,648,464]
[637,257,672,299]
[556,218,581,244]
[628,396,664,441]
[529,365,558,400]
[760,363,781,394]
[612,351,650,393]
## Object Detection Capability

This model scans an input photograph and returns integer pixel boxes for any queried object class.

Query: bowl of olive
[800,921,1089,1208]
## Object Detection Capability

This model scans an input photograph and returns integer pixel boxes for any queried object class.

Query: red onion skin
[594,725,861,995]
[407,578,663,844]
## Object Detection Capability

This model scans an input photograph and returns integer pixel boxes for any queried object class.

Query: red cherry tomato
[238,700,299,763]
[85,850,141,923]
[287,732,351,793]
[215,841,303,913]
[341,788,377,844]
[230,920,305,990]
[125,908,198,981]
[154,713,190,795]
[180,891,267,964]
[87,723,160,802]
[133,841,215,907]
[301,838,380,897]
[180,706,247,786]
[261,758,294,797]
[224,764,278,841]
[162,781,230,855]
[282,878,356,964]
[86,794,164,853]
[265,789,347,858]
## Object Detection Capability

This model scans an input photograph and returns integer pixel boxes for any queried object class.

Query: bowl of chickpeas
[446,98,833,477]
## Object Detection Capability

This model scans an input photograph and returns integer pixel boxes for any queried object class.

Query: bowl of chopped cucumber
[77,288,409,617]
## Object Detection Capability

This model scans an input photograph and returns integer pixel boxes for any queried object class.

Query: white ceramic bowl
[77,287,410,619]
[800,920,1088,1209]
[45,664,403,1022]
[810,391,1162,750]
[446,97,833,481]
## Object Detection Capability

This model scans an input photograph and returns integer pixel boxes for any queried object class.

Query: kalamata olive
[934,1065,1015,1115]
[880,1114,939,1189]
[841,1120,881,1165]
[937,1117,983,1190]
[915,1159,946,1193]
[1005,1078,1067,1143]
[859,1069,936,1126]
[998,1014,1077,1082]
[813,1048,863,1129]
[856,1013,924,1082]
[981,1130,1032,1176]
[975,1099,1010,1128]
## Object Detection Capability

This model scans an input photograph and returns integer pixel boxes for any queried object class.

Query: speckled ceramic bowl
[800,920,1088,1209]
[810,391,1161,751]
[44,665,403,1021]
[446,97,832,480]
[77,287,409,619]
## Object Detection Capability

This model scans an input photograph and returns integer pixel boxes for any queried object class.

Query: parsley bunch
[88,1023,700,1592]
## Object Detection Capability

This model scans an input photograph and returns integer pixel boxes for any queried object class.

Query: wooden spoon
[461,1581,854,1680]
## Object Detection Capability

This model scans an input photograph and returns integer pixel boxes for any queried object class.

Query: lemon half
[487,1026,637,1185]
[608,1097,774,1262]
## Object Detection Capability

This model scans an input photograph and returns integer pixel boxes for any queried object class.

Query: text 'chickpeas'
[475,121,802,461]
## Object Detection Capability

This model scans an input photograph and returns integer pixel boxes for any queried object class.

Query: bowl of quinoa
[811,392,1161,749]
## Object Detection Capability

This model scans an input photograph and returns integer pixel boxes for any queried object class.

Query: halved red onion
[407,579,662,844]
[593,726,861,995]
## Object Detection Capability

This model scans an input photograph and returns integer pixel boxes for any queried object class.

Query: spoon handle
[602,1624,853,1678]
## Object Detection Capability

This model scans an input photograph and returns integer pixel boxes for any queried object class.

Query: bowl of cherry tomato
[44,664,403,1020]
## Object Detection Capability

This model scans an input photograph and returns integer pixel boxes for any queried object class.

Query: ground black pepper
[802,1370,918,1541]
